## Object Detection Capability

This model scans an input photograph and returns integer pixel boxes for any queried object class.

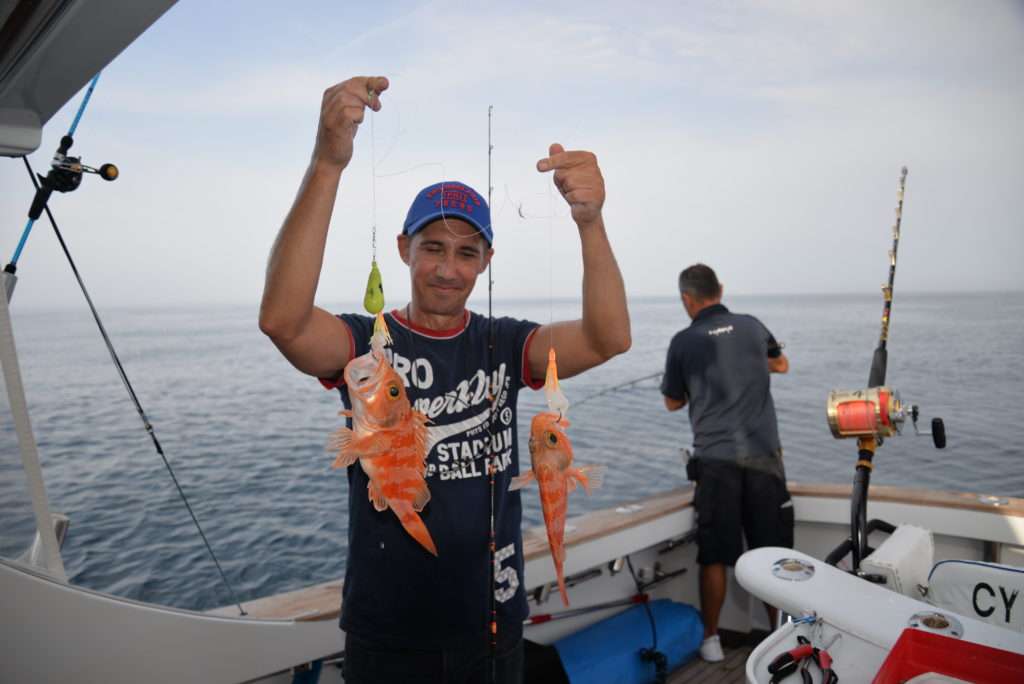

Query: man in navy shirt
[259,76,630,683]
[661,263,791,663]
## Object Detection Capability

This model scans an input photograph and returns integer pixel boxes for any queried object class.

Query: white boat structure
[2,3,1023,682]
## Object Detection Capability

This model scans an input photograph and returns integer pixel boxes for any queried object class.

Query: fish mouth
[344,352,387,397]
[342,351,406,429]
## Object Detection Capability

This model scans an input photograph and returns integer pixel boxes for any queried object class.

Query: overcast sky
[1,1,1022,311]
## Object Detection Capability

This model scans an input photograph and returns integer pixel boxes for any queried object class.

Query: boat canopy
[0,0,176,156]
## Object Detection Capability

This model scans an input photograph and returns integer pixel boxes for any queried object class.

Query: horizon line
[10,288,1023,314]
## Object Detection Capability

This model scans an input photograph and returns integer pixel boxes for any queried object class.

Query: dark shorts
[693,456,794,566]
[342,629,524,684]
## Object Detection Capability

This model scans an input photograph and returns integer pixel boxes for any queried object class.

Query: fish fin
[326,427,360,468]
[368,480,388,512]
[328,426,387,461]
[508,470,536,491]
[337,409,353,418]
[412,411,430,459]
[573,464,606,494]
[402,413,432,512]
[411,482,431,512]
[391,499,438,556]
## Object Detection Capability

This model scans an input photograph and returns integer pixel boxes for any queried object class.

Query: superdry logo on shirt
[708,325,734,336]
[379,348,517,482]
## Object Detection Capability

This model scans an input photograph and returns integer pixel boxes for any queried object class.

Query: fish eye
[546,431,558,447]
[388,384,401,399]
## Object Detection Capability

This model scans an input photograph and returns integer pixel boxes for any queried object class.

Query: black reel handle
[932,418,946,449]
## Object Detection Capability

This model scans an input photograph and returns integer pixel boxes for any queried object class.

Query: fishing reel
[28,135,118,221]
[826,387,945,449]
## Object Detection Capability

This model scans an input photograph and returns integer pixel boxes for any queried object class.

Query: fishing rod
[485,103,499,684]
[823,166,946,574]
[8,73,247,615]
[573,371,663,408]
[525,592,650,626]
[868,166,907,389]
[5,73,118,275]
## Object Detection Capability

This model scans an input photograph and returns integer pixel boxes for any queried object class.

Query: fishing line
[361,88,390,343]
[370,98,378,262]
[514,194,571,223]
[490,184,515,221]
[374,161,446,179]
[548,180,554,343]
[369,105,403,170]
[20,157,247,616]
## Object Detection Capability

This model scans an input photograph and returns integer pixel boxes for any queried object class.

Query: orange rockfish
[327,343,437,556]
[510,348,604,606]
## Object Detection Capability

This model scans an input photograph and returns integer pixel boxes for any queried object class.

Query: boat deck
[668,630,764,684]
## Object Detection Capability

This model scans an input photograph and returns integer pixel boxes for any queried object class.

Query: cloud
[2,1,1021,312]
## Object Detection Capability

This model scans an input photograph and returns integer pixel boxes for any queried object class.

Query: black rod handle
[868,347,887,388]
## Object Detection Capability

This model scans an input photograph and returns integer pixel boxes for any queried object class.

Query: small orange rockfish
[327,341,437,556]
[510,348,604,606]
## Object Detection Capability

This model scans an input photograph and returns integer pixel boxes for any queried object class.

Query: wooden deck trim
[788,482,1024,517]
[207,482,1023,621]
[522,486,695,560]
[205,579,343,622]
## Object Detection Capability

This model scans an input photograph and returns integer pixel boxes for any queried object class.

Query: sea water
[1,292,1022,610]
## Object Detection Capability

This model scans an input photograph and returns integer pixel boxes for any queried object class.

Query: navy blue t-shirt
[661,304,783,465]
[325,309,540,648]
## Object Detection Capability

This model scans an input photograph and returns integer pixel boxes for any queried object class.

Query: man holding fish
[259,75,630,683]
[661,263,793,663]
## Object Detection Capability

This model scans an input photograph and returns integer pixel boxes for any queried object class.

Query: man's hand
[314,76,389,171]
[536,143,605,228]
[768,353,789,374]
[664,395,687,412]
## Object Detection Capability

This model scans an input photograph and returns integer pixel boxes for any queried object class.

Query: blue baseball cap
[403,181,493,245]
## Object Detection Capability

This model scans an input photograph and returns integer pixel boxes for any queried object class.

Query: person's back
[668,304,781,466]
[661,263,790,663]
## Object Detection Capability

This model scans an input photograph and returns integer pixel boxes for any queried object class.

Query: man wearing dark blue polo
[660,263,792,662]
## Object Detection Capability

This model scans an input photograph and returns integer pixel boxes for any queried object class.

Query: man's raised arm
[529,143,631,381]
[259,76,389,379]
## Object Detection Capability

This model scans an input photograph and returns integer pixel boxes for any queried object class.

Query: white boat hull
[0,558,340,684]
[4,483,1023,682]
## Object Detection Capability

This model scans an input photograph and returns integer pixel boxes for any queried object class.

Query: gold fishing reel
[826,387,904,440]
[826,387,945,448]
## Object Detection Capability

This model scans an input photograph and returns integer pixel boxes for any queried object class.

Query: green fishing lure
[363,260,384,315]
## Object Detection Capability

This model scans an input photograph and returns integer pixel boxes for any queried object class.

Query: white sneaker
[700,634,724,662]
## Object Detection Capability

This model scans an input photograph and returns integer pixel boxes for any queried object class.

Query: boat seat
[926,559,1024,633]
[861,524,933,599]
